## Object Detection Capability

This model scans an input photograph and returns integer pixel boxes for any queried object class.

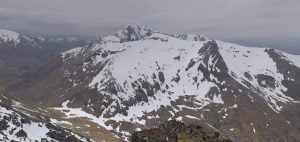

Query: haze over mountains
[230,37,300,55]
[0,25,299,142]
[2,0,300,49]
[2,27,300,55]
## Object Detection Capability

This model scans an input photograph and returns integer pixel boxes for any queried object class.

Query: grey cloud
[0,0,299,40]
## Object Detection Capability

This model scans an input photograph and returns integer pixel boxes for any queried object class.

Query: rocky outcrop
[132,120,232,142]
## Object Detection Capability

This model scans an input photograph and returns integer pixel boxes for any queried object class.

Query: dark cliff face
[132,120,232,142]
[197,40,229,81]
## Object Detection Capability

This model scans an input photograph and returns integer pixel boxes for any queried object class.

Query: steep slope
[0,89,92,142]
[9,25,300,142]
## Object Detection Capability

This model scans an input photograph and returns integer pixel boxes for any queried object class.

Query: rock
[131,120,232,142]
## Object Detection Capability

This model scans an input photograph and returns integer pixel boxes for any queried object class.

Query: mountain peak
[95,25,207,44]
[125,24,151,31]
[114,24,153,42]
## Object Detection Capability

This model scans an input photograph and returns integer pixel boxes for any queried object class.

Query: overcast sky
[0,0,300,53]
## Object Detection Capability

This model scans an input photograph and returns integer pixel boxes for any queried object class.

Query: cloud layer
[1,0,299,40]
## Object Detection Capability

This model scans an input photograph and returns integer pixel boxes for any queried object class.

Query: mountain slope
[0,29,90,93]
[0,89,92,142]
[8,25,300,142]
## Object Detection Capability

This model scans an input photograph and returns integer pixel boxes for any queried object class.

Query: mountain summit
[115,25,153,42]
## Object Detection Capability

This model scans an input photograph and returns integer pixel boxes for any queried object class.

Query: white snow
[0,106,52,141]
[176,116,183,121]
[229,104,238,109]
[185,115,201,120]
[250,123,256,133]
[222,113,228,119]
[0,29,20,45]
[60,120,73,125]
[22,123,49,140]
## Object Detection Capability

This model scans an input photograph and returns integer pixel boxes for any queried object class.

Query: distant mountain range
[0,25,299,142]
[0,29,90,49]
[0,29,90,92]
[229,37,300,55]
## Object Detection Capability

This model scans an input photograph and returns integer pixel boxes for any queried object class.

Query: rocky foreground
[132,120,232,142]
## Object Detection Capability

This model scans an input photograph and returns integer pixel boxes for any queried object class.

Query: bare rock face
[131,120,232,142]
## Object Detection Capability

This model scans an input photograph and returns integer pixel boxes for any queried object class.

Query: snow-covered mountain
[7,25,300,142]
[0,29,20,46]
[0,29,45,48]
[0,29,89,49]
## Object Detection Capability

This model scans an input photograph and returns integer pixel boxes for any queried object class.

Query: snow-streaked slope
[61,46,83,59]
[63,33,225,140]
[89,33,215,102]
[0,105,91,142]
[0,89,92,142]
[0,105,52,141]
[90,35,222,102]
[217,41,297,112]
